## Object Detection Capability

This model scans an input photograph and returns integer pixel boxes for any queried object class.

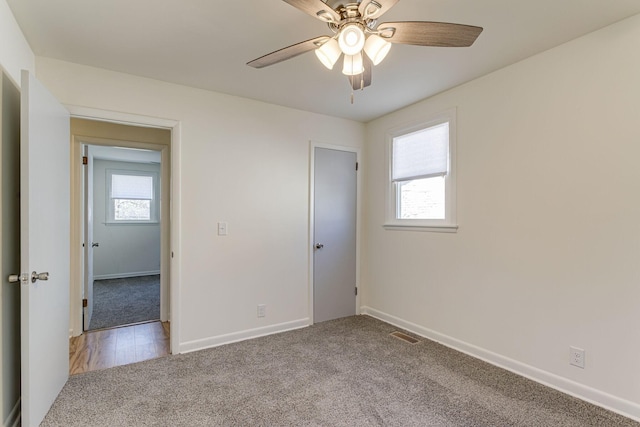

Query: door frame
[68,106,181,355]
[308,141,361,325]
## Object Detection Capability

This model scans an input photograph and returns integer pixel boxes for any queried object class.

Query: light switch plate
[218,222,227,236]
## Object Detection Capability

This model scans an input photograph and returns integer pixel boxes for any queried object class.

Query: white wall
[93,159,161,279]
[35,57,365,349]
[363,14,640,419]
[0,0,35,85]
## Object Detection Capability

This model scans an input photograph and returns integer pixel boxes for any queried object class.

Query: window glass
[398,176,445,219]
[114,199,151,221]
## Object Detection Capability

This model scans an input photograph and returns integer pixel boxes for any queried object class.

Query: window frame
[384,108,458,232]
[106,168,160,225]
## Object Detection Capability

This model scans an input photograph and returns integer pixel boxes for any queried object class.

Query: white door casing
[20,70,70,427]
[66,106,180,354]
[312,146,358,323]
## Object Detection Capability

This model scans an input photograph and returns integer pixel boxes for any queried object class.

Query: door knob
[31,271,49,283]
[92,242,99,248]
[315,243,324,249]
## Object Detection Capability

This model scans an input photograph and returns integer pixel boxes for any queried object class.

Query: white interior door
[313,147,357,323]
[20,70,70,427]
[83,145,94,330]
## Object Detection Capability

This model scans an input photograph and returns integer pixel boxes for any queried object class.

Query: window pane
[111,174,153,199]
[398,176,445,219]
[114,199,151,221]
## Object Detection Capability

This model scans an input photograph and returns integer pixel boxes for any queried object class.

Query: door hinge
[355,287,358,296]
[355,162,359,171]
[82,156,88,165]
[82,298,88,308]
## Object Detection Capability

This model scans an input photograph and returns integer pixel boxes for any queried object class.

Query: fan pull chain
[350,73,355,104]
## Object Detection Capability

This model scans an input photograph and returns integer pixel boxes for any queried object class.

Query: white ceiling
[7,0,640,122]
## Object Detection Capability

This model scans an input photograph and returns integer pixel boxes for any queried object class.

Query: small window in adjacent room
[385,109,457,232]
[107,169,159,224]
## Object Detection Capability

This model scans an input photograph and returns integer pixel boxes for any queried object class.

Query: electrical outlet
[569,346,585,369]
[257,304,266,318]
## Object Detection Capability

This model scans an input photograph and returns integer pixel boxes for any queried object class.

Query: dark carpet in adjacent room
[88,275,160,331]
[44,316,636,426]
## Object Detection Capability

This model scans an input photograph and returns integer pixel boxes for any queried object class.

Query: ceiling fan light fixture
[342,52,364,76]
[338,24,365,56]
[364,34,392,65]
[315,38,341,69]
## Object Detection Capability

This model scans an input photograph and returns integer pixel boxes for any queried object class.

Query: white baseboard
[360,306,640,423]
[179,318,310,354]
[94,270,160,280]
[4,398,20,427]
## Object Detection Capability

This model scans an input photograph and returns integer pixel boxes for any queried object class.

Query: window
[385,109,457,231]
[107,169,159,224]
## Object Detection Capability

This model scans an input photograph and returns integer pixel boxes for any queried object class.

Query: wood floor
[69,321,170,375]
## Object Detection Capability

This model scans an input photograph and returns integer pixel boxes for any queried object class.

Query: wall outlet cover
[257,304,266,318]
[569,346,585,369]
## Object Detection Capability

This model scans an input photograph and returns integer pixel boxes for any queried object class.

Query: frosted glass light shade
[338,24,365,56]
[364,34,392,65]
[342,53,364,76]
[315,38,341,70]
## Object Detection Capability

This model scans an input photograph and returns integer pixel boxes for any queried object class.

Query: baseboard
[93,270,160,280]
[360,306,640,422]
[4,398,20,427]
[179,318,310,354]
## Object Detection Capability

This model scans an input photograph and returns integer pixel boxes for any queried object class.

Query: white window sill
[383,223,458,233]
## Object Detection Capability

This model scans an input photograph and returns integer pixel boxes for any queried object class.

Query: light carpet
[43,316,637,426]
[88,275,160,330]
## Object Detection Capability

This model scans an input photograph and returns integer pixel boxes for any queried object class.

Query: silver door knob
[315,243,324,249]
[31,271,49,283]
[92,242,99,248]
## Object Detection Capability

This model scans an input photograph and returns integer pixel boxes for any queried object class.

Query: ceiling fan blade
[282,0,341,23]
[247,36,330,68]
[378,21,483,47]
[350,54,372,90]
[358,0,399,20]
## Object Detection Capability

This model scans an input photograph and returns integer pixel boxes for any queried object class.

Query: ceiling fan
[247,0,483,92]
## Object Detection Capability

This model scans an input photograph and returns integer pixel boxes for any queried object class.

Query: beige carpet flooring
[42,316,637,426]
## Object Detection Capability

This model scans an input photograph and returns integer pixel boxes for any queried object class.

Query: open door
[83,145,94,330]
[18,70,70,426]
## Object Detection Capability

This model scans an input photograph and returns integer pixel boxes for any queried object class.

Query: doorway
[69,118,174,363]
[311,144,360,323]
[70,118,172,373]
